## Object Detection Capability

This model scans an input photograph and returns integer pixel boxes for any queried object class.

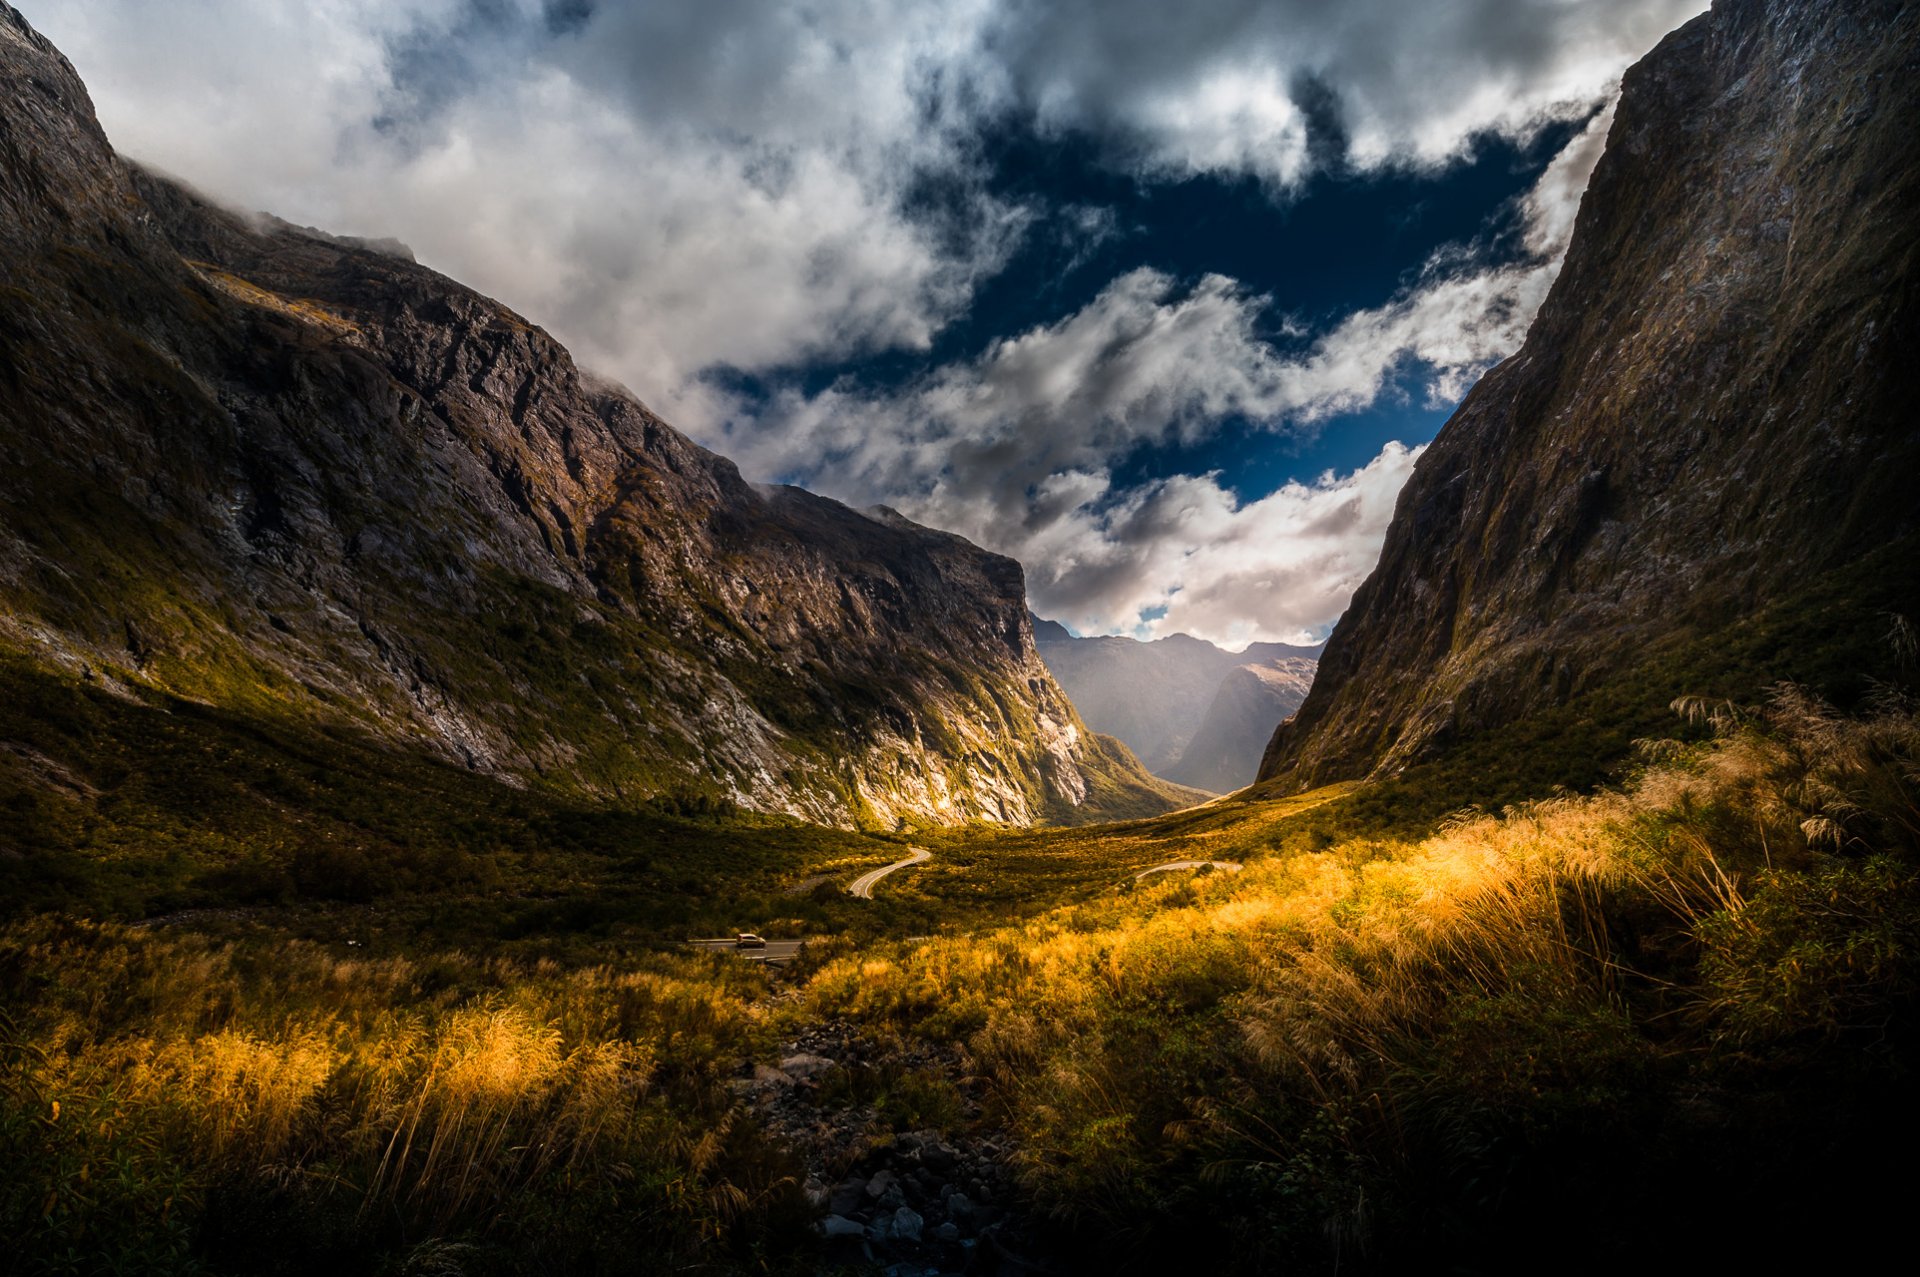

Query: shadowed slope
[1261,0,1920,792]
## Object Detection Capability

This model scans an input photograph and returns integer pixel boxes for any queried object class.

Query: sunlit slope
[0,3,1184,832]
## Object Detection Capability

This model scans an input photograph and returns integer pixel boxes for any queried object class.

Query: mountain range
[0,4,1194,833]
[1262,0,1920,796]
[1032,618,1318,793]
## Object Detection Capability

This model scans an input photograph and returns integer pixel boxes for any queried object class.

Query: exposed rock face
[1034,618,1318,788]
[1262,0,1920,790]
[0,5,1189,828]
[1164,660,1315,794]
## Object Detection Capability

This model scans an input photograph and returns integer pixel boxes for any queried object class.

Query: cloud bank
[26,0,1696,642]
[725,102,1619,643]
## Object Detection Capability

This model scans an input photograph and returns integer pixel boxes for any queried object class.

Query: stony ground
[732,1007,1048,1275]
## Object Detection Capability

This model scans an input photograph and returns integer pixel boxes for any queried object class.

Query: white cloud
[719,101,1617,644]
[21,0,1671,643]
[29,0,1699,405]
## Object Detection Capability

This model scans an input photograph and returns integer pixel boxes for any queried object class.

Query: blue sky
[29,0,1706,645]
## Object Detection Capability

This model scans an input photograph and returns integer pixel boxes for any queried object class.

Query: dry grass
[0,929,808,1274]
[802,685,1920,1267]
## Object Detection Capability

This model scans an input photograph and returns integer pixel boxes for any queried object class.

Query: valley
[4,0,1919,1273]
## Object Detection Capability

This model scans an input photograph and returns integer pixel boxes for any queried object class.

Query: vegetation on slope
[807,683,1920,1268]
[5,670,1917,1271]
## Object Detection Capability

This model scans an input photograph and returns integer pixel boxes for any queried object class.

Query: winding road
[1133,859,1243,881]
[848,846,932,898]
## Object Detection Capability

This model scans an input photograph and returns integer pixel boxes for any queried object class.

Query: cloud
[975,0,1697,182]
[22,0,1672,643]
[31,0,1699,405]
[718,101,1617,644]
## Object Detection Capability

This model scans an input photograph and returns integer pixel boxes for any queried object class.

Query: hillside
[1261,0,1920,792]
[0,4,1188,831]
[1034,618,1318,785]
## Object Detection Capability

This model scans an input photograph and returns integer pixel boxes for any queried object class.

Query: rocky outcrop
[0,4,1189,828]
[1261,0,1920,790]
[1034,619,1318,787]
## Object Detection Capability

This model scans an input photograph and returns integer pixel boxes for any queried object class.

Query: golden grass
[188,262,361,336]
[0,928,803,1270]
[800,686,1920,1261]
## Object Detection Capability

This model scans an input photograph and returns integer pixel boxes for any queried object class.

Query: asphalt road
[690,938,808,963]
[848,846,932,898]
[1133,859,1243,881]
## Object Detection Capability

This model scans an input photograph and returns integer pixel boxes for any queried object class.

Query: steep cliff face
[0,6,1190,828]
[1033,619,1318,783]
[1262,0,1920,790]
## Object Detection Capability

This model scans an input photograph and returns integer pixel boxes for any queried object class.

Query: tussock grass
[804,685,1920,1268]
[6,684,1916,1271]
[0,926,810,1275]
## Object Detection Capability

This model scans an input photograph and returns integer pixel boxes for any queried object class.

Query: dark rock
[829,1177,867,1216]
[1261,0,1920,792]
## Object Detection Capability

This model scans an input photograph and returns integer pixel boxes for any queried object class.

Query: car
[735,933,767,949]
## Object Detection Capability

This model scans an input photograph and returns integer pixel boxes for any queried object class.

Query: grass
[0,922,813,1275]
[799,682,1920,1269]
[4,659,1919,1270]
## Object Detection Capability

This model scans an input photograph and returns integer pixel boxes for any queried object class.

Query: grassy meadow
[4,662,1919,1271]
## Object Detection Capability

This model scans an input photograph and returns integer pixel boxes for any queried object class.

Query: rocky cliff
[0,5,1191,829]
[1261,0,1920,791]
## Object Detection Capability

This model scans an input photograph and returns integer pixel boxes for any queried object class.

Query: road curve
[1133,859,1243,881]
[848,846,932,898]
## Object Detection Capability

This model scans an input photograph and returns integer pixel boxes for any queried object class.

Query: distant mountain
[1033,618,1319,791]
[1261,0,1920,794]
[0,4,1195,831]
[1163,660,1317,793]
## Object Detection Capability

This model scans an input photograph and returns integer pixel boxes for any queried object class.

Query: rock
[779,1053,835,1080]
[0,5,1194,838]
[865,1169,899,1199]
[820,1215,866,1239]
[1259,0,1920,794]
[829,1177,867,1216]
[752,1064,792,1087]
[945,1192,974,1221]
[890,1207,924,1244]
[935,1222,961,1243]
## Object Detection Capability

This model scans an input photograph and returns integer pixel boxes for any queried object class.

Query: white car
[735,932,767,949]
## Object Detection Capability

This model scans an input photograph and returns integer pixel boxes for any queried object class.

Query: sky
[27,0,1708,647]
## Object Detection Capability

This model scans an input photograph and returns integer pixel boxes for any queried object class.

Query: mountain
[1033,619,1319,788]
[1261,0,1920,793]
[1162,659,1316,793]
[0,4,1193,831]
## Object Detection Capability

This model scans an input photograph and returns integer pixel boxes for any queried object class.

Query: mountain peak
[0,6,1194,830]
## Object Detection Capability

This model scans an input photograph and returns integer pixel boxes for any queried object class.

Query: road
[848,846,932,898]
[690,938,808,963]
[1133,859,1243,881]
